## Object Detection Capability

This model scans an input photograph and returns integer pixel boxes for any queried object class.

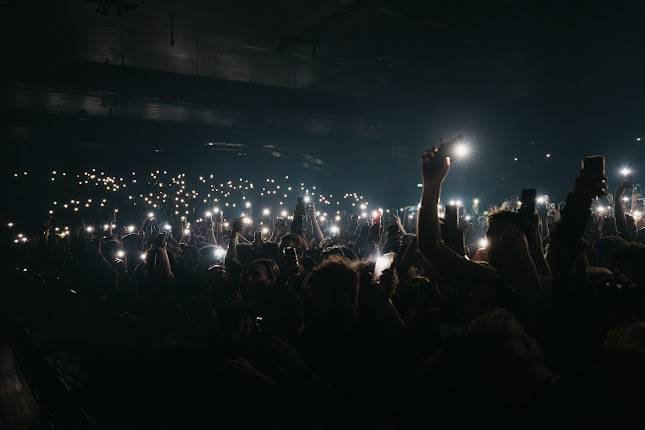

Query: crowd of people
[4,145,645,428]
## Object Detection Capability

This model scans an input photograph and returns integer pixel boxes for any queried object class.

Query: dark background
[3,0,644,216]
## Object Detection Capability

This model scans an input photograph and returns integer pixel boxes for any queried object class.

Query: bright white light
[140,253,147,261]
[304,196,311,203]
[633,210,643,220]
[127,225,136,233]
[261,227,269,235]
[213,207,220,214]
[280,210,288,217]
[596,206,606,214]
[361,212,368,218]
[360,204,367,210]
[330,225,339,234]
[453,143,469,159]
[214,246,226,259]
[408,214,414,219]
[148,212,155,218]
[449,200,455,206]
[319,216,326,222]
[536,196,546,204]
[622,196,630,202]
[478,238,489,249]
[242,217,252,225]
[620,167,632,177]
[473,198,479,205]
[184,228,191,235]
[455,200,463,207]
[465,215,472,221]
[335,215,341,221]
[205,211,212,218]
[116,250,125,258]
[163,224,172,231]
[262,208,270,216]
[546,153,551,158]
[86,226,94,233]
[7,222,14,227]
[245,201,252,208]
[103,224,109,231]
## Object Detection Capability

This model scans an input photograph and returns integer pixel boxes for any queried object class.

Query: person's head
[604,322,645,407]
[613,243,645,287]
[486,210,535,268]
[122,233,144,254]
[466,308,546,403]
[306,256,359,335]
[245,258,280,288]
[261,289,305,343]
[594,236,629,268]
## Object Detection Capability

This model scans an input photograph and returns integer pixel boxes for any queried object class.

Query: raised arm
[417,147,496,282]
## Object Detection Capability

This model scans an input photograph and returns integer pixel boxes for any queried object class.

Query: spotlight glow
[330,225,339,234]
[453,143,470,159]
[620,167,633,177]
[127,225,136,233]
[214,246,226,259]
[262,208,270,216]
[116,250,125,258]
[478,238,489,249]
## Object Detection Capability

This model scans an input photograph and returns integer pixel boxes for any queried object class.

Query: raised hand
[421,146,451,187]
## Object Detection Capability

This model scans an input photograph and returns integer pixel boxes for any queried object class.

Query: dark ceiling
[3,1,645,160]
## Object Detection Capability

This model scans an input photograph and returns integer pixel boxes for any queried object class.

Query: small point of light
[473,198,480,205]
[478,238,489,249]
[633,210,643,220]
[262,208,270,216]
[245,201,251,208]
[330,225,339,234]
[127,225,136,233]
[546,153,551,158]
[86,226,94,233]
[261,227,269,234]
[513,157,518,162]
[205,211,212,218]
[242,217,252,225]
[140,253,146,261]
[116,250,125,258]
[536,196,546,204]
[304,196,311,203]
[148,212,155,218]
[163,224,172,231]
[7,222,14,228]
[465,215,472,221]
[622,196,630,202]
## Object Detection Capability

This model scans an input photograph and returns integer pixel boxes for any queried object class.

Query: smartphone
[444,205,458,229]
[582,155,606,196]
[373,252,396,281]
[520,189,537,214]
[283,247,299,267]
